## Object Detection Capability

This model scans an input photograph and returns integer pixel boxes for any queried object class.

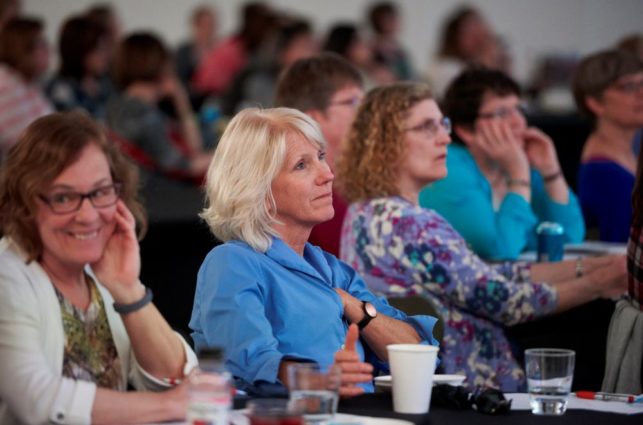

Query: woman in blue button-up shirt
[189,107,439,396]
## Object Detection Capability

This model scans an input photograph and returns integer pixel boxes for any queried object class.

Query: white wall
[23,0,643,83]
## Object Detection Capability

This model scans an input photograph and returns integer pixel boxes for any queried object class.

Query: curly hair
[336,82,433,203]
[0,111,146,262]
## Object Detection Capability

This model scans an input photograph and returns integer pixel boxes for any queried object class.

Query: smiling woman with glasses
[0,111,197,424]
[337,82,626,393]
[419,67,585,261]
[573,49,643,243]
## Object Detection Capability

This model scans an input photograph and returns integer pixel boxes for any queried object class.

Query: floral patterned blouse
[340,196,559,391]
[54,277,123,390]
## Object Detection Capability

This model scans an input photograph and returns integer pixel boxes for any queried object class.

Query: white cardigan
[0,237,197,425]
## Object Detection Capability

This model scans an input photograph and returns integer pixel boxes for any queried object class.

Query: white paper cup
[386,344,439,414]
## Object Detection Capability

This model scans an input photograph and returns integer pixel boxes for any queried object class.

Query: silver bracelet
[113,287,153,315]
[575,257,584,278]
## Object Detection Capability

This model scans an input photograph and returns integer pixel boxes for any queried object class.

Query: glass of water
[287,363,340,425]
[525,348,575,415]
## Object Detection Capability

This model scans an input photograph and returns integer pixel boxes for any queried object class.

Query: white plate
[374,374,465,389]
[332,413,414,425]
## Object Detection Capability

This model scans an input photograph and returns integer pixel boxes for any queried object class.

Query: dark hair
[275,19,311,53]
[58,15,108,80]
[368,2,396,35]
[275,52,363,112]
[438,6,480,59]
[323,23,359,58]
[442,66,521,134]
[0,111,146,262]
[572,49,643,124]
[238,2,275,51]
[113,32,170,90]
[0,16,43,80]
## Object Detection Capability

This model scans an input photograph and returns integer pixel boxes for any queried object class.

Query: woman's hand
[91,200,143,303]
[334,324,373,397]
[588,254,627,299]
[523,127,561,175]
[474,119,530,179]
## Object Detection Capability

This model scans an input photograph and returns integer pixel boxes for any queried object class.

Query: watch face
[365,302,377,318]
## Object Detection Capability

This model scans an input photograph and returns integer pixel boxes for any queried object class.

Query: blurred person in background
[221,17,317,116]
[0,0,20,31]
[367,1,414,81]
[85,2,122,62]
[107,32,212,181]
[323,23,395,89]
[420,67,584,260]
[175,3,218,108]
[45,15,113,122]
[426,6,508,100]
[0,112,196,424]
[0,16,52,161]
[616,34,643,156]
[337,82,626,391]
[193,1,275,97]
[274,53,364,256]
[573,49,643,242]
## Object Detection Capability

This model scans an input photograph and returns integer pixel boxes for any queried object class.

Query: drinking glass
[247,398,303,425]
[287,363,340,425]
[525,348,575,415]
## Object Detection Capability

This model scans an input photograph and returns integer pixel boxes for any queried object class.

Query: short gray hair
[201,107,326,252]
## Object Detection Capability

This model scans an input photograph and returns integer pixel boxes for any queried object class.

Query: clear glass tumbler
[525,348,575,415]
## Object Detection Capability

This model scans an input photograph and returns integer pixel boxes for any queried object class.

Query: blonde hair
[336,82,433,202]
[201,107,326,252]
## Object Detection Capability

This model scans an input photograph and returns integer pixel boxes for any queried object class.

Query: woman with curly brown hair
[337,82,626,391]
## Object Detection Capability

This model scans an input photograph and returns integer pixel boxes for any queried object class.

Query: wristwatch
[357,301,377,330]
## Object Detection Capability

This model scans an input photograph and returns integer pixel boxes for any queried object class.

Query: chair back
[387,295,444,342]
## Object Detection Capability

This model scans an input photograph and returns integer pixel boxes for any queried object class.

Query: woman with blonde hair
[337,82,626,391]
[190,107,438,396]
[0,111,197,424]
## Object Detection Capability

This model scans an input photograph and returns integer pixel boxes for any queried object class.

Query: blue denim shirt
[190,237,439,395]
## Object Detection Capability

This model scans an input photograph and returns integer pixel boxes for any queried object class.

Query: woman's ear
[454,124,475,146]
[584,95,605,117]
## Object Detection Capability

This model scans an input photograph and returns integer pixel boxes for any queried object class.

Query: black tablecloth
[337,393,641,425]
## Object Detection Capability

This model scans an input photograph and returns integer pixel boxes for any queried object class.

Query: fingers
[339,385,366,398]
[343,323,359,352]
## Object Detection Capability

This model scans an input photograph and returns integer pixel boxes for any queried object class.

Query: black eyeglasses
[477,102,528,120]
[404,117,452,137]
[39,183,122,214]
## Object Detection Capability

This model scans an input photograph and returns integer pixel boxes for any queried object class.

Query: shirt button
[56,412,65,420]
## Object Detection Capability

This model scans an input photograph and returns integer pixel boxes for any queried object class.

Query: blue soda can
[536,221,565,262]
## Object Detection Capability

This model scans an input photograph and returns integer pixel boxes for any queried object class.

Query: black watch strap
[357,301,376,330]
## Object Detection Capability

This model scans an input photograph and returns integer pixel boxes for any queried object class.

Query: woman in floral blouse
[336,82,627,391]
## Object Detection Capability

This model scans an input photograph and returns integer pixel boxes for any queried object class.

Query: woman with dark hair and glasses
[420,67,584,261]
[0,111,197,424]
[573,49,643,243]
[337,82,625,392]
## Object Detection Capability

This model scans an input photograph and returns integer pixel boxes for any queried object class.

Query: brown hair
[112,32,170,90]
[438,6,480,60]
[0,16,44,80]
[275,52,363,112]
[572,49,643,124]
[336,82,433,202]
[58,15,108,80]
[0,111,146,262]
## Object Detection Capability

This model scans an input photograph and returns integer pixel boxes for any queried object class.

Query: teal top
[419,144,585,260]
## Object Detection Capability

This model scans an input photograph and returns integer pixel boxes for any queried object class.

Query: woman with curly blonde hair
[337,82,626,392]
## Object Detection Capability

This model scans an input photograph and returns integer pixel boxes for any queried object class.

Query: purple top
[340,196,559,391]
